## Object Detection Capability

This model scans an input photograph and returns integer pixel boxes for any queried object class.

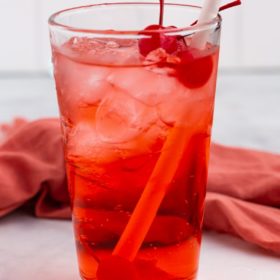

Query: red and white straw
[191,0,221,49]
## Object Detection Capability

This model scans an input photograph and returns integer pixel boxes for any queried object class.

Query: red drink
[50,3,221,280]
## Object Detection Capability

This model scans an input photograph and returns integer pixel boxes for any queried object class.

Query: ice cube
[157,95,189,126]
[56,55,112,104]
[67,122,120,165]
[67,121,165,168]
[54,54,113,122]
[68,37,105,54]
[107,67,181,106]
[100,45,140,66]
[63,37,140,66]
[158,92,213,128]
[96,87,158,144]
[135,121,168,153]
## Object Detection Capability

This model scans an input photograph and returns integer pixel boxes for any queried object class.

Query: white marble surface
[0,72,280,279]
[1,212,280,280]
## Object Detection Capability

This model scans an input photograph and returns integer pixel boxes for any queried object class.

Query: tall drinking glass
[49,3,221,280]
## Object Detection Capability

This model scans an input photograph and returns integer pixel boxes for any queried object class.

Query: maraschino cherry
[175,50,214,88]
[138,25,178,56]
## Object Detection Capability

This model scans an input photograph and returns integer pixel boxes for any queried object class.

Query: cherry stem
[219,0,241,12]
[159,0,164,26]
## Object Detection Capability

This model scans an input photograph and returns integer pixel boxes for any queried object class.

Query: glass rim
[48,2,222,36]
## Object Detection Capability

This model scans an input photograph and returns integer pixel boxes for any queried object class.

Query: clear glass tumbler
[49,3,221,280]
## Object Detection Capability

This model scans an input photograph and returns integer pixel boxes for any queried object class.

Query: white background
[0,0,280,72]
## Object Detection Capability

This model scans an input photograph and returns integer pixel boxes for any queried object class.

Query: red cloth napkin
[0,119,279,254]
[0,119,69,219]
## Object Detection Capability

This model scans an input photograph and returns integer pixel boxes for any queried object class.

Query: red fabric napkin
[0,119,69,219]
[0,119,279,254]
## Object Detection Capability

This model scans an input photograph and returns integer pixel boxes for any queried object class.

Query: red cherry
[176,50,214,88]
[161,36,178,54]
[138,25,178,56]
[138,25,162,56]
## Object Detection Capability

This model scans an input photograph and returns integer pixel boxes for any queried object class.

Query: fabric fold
[0,119,69,218]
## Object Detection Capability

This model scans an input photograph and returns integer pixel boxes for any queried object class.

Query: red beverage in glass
[50,3,221,280]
